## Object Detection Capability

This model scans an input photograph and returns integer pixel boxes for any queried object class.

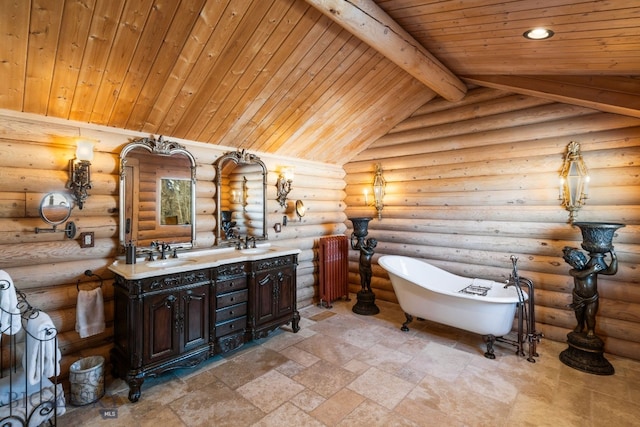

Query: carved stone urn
[559,222,624,375]
[349,217,379,315]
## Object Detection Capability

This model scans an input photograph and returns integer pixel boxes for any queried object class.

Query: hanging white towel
[22,311,61,385]
[0,270,22,335]
[75,287,105,338]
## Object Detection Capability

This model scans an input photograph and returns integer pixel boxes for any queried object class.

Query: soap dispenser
[125,241,136,264]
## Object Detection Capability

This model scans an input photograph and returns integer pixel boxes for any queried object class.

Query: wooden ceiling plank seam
[305,0,467,102]
[230,22,356,152]
[246,29,366,153]
[396,2,637,30]
[46,0,97,119]
[210,4,327,148]
[191,0,298,142]
[124,0,208,131]
[87,0,156,124]
[0,0,31,110]
[430,36,640,55]
[282,56,399,159]
[172,0,279,138]
[154,0,255,135]
[68,0,127,123]
[418,31,640,54]
[166,0,274,137]
[424,24,640,47]
[23,0,65,115]
[299,61,407,161]
[442,56,637,76]
[463,75,640,119]
[198,1,317,146]
[312,77,435,164]
[256,38,379,154]
[107,0,185,128]
[237,20,352,152]
[141,0,232,133]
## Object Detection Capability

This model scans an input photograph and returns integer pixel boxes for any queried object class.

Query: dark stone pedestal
[352,290,379,316]
[559,332,614,375]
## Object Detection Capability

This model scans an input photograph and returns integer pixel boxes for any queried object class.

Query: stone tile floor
[59,297,640,426]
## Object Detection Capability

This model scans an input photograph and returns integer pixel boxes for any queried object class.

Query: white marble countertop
[108,243,301,280]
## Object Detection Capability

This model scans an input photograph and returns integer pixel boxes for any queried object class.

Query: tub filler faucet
[488,255,542,363]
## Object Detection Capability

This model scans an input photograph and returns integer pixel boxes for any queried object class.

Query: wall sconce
[372,163,386,220]
[67,139,95,210]
[559,141,589,223]
[276,166,294,207]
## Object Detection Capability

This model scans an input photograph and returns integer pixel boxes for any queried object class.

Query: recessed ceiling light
[523,28,554,40]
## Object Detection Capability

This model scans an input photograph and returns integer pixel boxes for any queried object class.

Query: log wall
[0,109,346,381]
[344,87,640,361]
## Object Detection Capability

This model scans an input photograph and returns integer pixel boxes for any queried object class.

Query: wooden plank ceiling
[1,0,638,164]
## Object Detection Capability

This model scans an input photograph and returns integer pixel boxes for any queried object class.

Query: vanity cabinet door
[274,268,295,319]
[142,284,210,365]
[143,292,180,365]
[249,254,299,338]
[182,284,210,352]
[253,270,277,326]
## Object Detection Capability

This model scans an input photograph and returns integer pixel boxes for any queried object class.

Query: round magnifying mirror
[295,200,306,220]
[40,192,72,225]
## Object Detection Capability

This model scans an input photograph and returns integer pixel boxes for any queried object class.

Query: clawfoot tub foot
[483,334,496,359]
[401,313,413,331]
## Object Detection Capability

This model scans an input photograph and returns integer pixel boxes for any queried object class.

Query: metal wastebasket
[69,355,105,405]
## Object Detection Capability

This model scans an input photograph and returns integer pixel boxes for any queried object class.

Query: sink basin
[146,258,195,268]
[240,248,270,255]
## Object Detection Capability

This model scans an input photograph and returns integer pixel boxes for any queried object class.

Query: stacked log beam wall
[344,87,640,361]
[0,110,345,381]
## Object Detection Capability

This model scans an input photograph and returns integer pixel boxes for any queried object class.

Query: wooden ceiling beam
[463,75,640,119]
[304,0,466,102]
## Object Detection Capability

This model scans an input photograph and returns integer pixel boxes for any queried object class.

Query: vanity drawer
[216,289,248,308]
[141,274,182,293]
[215,302,247,323]
[215,277,247,295]
[215,317,246,337]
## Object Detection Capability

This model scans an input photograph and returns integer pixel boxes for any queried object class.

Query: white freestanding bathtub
[378,255,527,338]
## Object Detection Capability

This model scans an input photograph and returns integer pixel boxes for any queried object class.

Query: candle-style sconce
[362,164,386,220]
[372,163,386,220]
[276,166,294,207]
[67,139,95,209]
[559,141,590,223]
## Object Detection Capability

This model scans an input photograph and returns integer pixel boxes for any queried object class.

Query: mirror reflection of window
[160,178,192,225]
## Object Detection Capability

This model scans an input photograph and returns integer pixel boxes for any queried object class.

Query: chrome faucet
[245,236,256,249]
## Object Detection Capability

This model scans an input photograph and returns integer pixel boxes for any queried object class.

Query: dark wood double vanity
[109,247,300,402]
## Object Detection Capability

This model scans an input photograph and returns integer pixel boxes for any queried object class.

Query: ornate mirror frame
[215,150,268,245]
[119,136,197,249]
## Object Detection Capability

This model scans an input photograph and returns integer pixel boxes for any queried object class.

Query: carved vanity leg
[127,376,144,403]
[401,313,413,331]
[483,334,496,359]
[291,310,301,333]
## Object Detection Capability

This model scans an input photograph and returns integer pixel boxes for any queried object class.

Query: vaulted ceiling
[1,0,638,164]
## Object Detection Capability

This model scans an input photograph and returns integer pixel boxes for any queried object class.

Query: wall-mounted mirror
[35,192,76,238]
[119,136,196,249]
[215,150,268,245]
